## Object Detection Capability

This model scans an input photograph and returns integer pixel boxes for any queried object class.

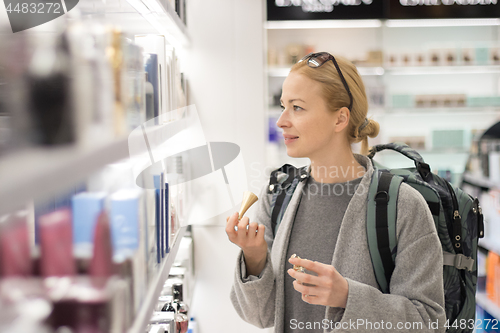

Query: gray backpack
[268,143,484,333]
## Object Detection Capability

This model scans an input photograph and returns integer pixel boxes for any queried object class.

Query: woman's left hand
[287,256,348,308]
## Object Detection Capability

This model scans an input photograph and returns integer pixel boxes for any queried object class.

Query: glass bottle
[172,283,189,315]
[172,283,188,333]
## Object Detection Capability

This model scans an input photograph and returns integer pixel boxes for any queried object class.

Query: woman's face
[277,71,345,159]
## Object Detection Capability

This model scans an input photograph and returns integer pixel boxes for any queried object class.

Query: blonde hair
[290,55,379,155]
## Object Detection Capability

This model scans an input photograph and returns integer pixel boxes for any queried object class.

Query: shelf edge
[477,292,500,321]
[128,226,188,333]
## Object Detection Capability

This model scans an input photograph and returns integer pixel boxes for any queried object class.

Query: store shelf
[0,138,129,215]
[265,18,500,30]
[385,18,500,28]
[136,0,189,47]
[265,19,382,30]
[268,65,500,77]
[388,107,500,114]
[477,292,500,320]
[385,66,500,76]
[267,66,384,77]
[79,0,189,47]
[479,238,500,256]
[128,226,187,333]
[462,173,500,190]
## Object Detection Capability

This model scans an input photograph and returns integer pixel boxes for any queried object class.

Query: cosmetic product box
[144,184,159,283]
[122,42,146,131]
[71,192,107,259]
[391,94,413,109]
[136,35,168,124]
[110,189,147,315]
[149,311,176,333]
[154,174,165,260]
[475,46,489,66]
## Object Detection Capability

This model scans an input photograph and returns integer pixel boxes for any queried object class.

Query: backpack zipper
[473,197,484,239]
[445,181,462,252]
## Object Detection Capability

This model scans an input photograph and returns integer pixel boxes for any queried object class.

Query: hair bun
[358,118,380,139]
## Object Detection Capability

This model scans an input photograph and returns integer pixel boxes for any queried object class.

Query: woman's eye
[293,105,303,111]
[280,105,285,111]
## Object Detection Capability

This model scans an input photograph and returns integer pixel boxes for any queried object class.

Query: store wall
[184,0,269,332]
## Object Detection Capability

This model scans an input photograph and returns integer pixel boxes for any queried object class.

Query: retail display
[460,121,500,325]
[0,0,194,329]
[265,22,500,190]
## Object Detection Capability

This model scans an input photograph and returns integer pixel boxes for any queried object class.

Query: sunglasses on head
[298,52,354,112]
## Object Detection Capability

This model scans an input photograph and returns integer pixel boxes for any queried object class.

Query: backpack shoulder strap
[268,164,308,237]
[366,168,403,294]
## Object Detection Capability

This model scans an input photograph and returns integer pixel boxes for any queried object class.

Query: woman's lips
[284,136,298,144]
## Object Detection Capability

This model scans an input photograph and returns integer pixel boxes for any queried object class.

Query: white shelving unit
[476,292,500,321]
[479,238,500,256]
[0,139,129,215]
[128,226,188,333]
[463,173,500,190]
[264,19,500,174]
[385,65,500,76]
[0,0,192,332]
[267,66,384,77]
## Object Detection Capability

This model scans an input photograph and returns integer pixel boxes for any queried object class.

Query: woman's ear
[334,107,350,133]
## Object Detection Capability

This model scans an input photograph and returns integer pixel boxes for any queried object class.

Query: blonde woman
[226,52,445,332]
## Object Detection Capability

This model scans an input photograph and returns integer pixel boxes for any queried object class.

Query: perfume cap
[238,191,258,220]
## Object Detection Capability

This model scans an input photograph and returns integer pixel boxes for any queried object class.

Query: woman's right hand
[226,212,268,276]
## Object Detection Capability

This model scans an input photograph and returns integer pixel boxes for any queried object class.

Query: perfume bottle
[172,283,188,315]
[145,72,155,121]
[172,283,188,333]
[27,32,74,146]
[161,288,187,333]
[107,28,126,137]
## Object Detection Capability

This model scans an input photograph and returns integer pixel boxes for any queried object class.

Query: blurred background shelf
[77,0,189,46]
[267,66,384,77]
[385,65,500,76]
[479,238,500,256]
[476,292,500,321]
[128,226,188,333]
[0,138,129,215]
[462,173,500,190]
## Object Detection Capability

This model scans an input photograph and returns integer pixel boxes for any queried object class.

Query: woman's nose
[276,109,289,128]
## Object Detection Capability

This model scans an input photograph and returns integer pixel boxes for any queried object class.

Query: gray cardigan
[230,154,446,332]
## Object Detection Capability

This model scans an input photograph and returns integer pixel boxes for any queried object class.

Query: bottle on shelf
[172,282,189,333]
[160,283,188,333]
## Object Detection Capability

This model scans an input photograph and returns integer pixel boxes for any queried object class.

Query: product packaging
[0,211,32,277]
[38,208,76,277]
[110,189,146,314]
[136,35,168,124]
[71,192,106,259]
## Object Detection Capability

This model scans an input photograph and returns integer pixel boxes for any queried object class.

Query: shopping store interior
[1,0,500,332]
